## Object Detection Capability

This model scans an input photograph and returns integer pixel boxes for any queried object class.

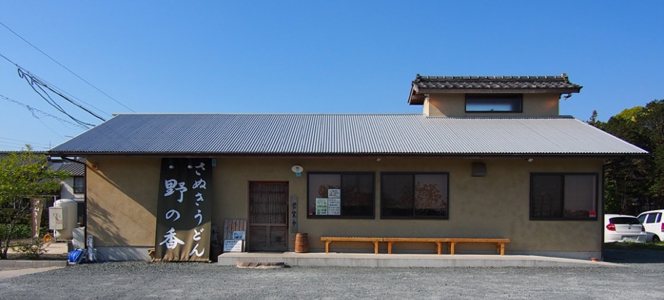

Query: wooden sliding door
[248,182,288,251]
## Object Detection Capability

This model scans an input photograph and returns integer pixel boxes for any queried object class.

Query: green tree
[0,146,68,259]
[639,100,664,201]
[590,100,664,215]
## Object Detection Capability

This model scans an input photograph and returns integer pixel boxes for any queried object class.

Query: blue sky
[1,1,662,151]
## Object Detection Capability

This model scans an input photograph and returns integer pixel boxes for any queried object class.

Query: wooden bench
[383,238,447,255]
[320,237,383,254]
[320,237,510,255]
[446,238,510,256]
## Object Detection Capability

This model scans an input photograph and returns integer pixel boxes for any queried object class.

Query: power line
[0,136,49,145]
[18,68,104,125]
[0,21,135,112]
[0,94,89,129]
[0,142,50,151]
[1,52,111,118]
[0,138,51,150]
[34,111,66,139]
[1,53,102,127]
[1,53,106,123]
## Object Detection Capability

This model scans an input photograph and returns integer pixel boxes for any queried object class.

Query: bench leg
[373,241,379,254]
[388,242,393,254]
[499,243,505,255]
[325,241,330,254]
[449,242,456,255]
[436,242,442,255]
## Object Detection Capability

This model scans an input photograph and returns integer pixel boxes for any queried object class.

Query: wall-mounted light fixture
[90,164,99,170]
[291,165,304,177]
[527,158,534,163]
[471,162,487,177]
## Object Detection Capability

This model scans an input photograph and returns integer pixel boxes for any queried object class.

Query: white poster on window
[327,198,340,215]
[327,189,341,198]
[327,189,341,215]
[316,198,328,215]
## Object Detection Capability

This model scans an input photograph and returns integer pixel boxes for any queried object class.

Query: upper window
[73,176,85,194]
[465,94,523,113]
[530,173,597,220]
[381,173,449,219]
[307,172,374,218]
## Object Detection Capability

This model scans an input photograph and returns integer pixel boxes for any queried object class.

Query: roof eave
[408,85,425,105]
[408,85,582,104]
[47,151,649,158]
[415,88,582,94]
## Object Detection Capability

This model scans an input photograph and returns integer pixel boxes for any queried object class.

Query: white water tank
[50,199,78,240]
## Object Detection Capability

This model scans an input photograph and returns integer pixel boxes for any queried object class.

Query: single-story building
[49,74,647,261]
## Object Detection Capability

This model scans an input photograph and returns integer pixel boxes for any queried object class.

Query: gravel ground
[0,249,662,299]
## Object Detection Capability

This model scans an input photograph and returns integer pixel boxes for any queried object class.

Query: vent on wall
[471,162,487,177]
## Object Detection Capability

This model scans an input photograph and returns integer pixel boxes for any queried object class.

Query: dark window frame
[380,172,449,220]
[306,172,375,219]
[465,94,523,113]
[529,173,598,221]
[645,213,660,224]
[73,176,85,194]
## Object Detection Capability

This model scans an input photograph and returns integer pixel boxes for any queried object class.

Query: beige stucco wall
[85,155,604,257]
[424,93,560,117]
[86,157,160,247]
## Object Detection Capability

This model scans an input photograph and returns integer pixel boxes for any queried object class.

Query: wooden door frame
[248,181,289,251]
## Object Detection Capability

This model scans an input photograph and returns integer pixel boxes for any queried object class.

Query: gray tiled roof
[409,74,583,104]
[50,158,86,176]
[50,114,646,156]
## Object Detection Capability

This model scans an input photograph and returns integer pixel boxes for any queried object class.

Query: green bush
[11,237,49,259]
[0,224,33,240]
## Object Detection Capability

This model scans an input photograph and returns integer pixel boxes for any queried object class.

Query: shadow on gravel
[604,249,664,264]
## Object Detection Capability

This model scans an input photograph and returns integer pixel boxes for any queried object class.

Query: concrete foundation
[217,252,621,268]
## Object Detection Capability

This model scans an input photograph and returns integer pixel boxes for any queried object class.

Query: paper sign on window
[327,189,341,215]
[316,198,328,215]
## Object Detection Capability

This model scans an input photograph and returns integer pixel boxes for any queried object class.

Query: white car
[604,214,647,243]
[637,210,664,243]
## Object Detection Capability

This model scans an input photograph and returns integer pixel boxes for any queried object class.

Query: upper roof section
[49,114,646,157]
[49,158,86,176]
[409,74,583,105]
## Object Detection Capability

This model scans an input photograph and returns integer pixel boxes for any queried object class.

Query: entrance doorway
[248,182,289,251]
